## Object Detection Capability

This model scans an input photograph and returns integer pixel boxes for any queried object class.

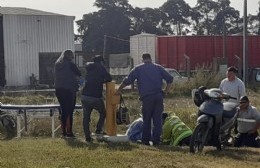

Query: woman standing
[54,49,81,138]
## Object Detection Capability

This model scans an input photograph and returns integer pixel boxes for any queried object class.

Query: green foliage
[170,68,222,96]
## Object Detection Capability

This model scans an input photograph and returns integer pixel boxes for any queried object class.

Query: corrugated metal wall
[157,35,260,71]
[3,14,75,86]
[0,16,5,87]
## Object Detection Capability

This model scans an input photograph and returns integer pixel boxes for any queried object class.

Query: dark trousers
[234,132,259,148]
[179,136,191,146]
[141,93,164,145]
[55,88,76,135]
[81,95,106,140]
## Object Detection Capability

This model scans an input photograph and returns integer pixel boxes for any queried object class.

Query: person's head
[162,112,168,123]
[226,66,238,81]
[56,49,74,64]
[93,55,104,64]
[142,53,152,63]
[239,96,250,110]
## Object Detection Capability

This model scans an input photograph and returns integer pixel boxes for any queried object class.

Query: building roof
[0,7,64,16]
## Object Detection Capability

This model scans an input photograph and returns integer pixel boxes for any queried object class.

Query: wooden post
[105,82,120,136]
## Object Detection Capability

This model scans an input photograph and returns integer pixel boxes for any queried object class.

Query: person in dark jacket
[54,49,81,138]
[81,55,112,142]
[117,53,173,146]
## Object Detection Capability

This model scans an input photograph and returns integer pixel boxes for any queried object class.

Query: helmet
[193,86,207,107]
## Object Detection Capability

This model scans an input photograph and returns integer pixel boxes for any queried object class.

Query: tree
[193,0,219,35]
[160,0,192,35]
[131,7,169,35]
[213,0,240,35]
[76,0,132,54]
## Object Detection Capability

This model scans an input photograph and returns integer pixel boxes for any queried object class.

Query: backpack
[0,110,17,140]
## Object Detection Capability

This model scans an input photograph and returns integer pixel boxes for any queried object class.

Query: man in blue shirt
[117,53,173,145]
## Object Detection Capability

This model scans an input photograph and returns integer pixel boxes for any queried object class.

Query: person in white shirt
[234,96,260,148]
[219,66,246,104]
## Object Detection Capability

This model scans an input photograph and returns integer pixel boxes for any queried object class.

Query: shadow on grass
[64,137,139,151]
[64,138,99,150]
[106,141,139,151]
[205,147,260,160]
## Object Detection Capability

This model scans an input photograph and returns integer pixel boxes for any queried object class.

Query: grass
[0,138,259,168]
[1,71,260,168]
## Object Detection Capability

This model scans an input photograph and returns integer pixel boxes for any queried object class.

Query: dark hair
[227,66,238,73]
[142,53,151,60]
[93,55,104,63]
[162,112,168,121]
[240,96,249,102]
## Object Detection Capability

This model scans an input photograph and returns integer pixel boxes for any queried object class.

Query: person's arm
[238,81,246,97]
[103,68,112,83]
[249,121,260,134]
[249,108,260,133]
[70,62,81,76]
[161,67,173,95]
[164,83,172,95]
[116,83,127,95]
[116,68,137,94]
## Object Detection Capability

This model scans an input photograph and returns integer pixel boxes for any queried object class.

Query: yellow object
[105,82,120,136]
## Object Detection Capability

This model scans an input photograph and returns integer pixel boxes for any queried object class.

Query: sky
[1,0,259,32]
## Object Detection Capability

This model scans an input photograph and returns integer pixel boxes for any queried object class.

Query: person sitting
[125,117,143,142]
[126,112,192,146]
[234,96,260,148]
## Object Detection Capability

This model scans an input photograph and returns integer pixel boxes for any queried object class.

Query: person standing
[234,96,260,148]
[219,66,246,104]
[54,49,81,138]
[117,53,173,146]
[81,55,112,142]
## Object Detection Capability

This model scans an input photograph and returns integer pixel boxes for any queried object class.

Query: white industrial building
[0,7,75,87]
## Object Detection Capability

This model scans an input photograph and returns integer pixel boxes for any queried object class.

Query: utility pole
[103,35,107,58]
[258,1,260,35]
[243,0,248,86]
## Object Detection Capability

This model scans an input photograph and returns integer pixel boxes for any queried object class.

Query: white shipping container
[130,33,158,67]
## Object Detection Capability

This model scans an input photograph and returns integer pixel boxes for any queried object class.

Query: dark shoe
[95,130,106,135]
[138,140,150,146]
[65,133,76,139]
[152,141,160,146]
[86,137,93,143]
[61,132,67,138]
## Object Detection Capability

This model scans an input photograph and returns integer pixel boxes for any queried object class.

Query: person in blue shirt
[117,53,173,145]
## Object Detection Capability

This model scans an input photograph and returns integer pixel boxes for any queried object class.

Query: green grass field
[0,138,259,168]
[1,70,260,168]
[0,91,260,168]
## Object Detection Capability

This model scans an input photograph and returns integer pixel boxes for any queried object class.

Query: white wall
[3,15,74,86]
[130,33,157,67]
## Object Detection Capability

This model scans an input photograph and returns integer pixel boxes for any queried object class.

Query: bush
[170,68,222,97]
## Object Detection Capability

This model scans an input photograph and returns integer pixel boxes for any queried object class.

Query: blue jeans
[141,93,164,145]
[81,95,106,140]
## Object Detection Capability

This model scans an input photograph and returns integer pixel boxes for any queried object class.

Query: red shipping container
[157,35,260,71]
